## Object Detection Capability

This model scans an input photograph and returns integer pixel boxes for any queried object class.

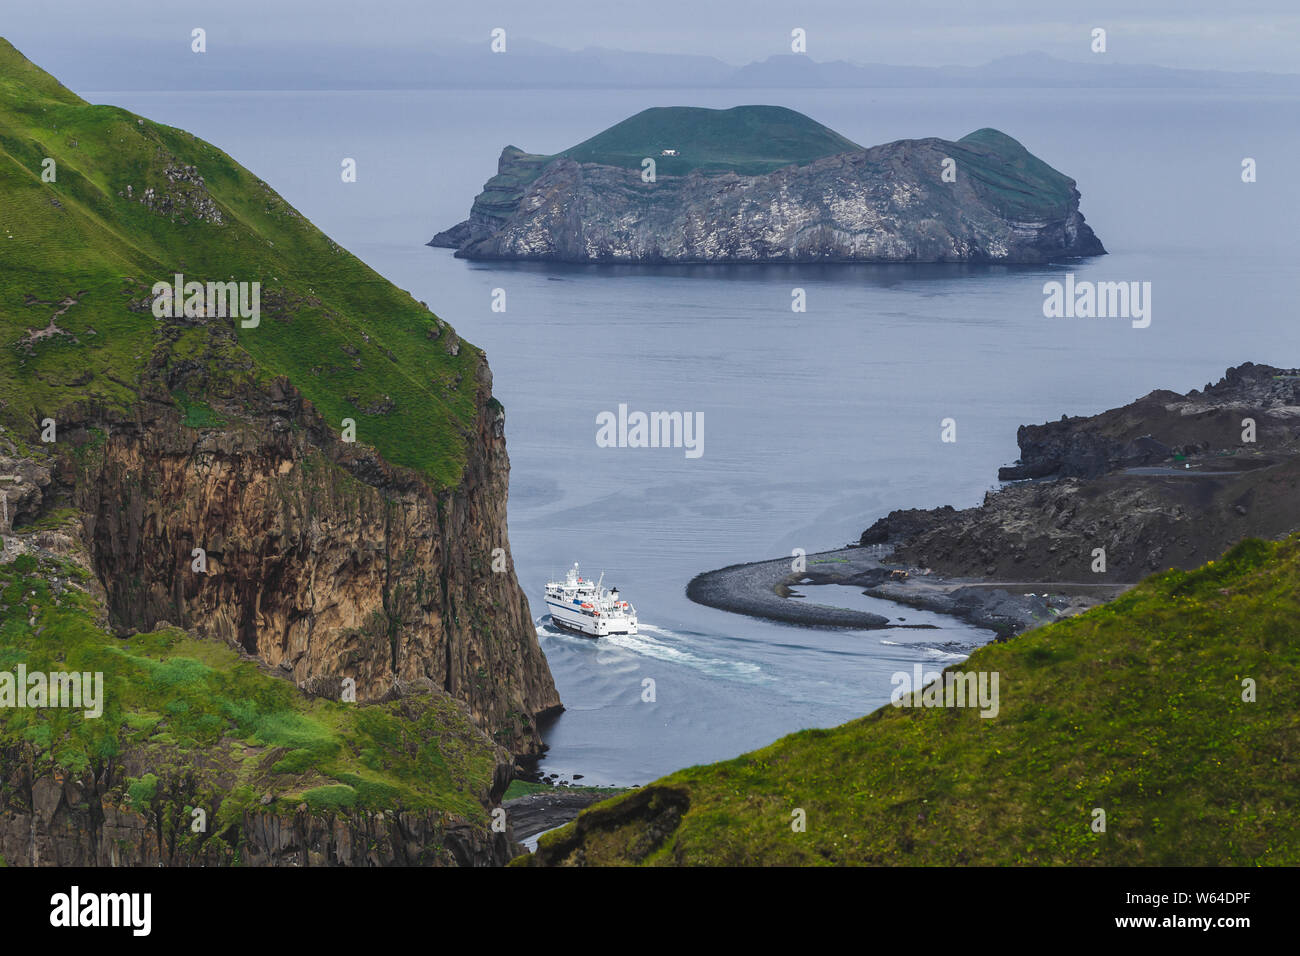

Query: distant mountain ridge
[33,40,1300,92]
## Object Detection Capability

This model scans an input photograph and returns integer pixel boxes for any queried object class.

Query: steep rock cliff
[49,327,561,756]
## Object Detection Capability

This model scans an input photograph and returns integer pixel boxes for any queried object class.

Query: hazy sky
[6,0,1299,83]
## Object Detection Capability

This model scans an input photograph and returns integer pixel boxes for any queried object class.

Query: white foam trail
[539,619,769,683]
[880,638,972,662]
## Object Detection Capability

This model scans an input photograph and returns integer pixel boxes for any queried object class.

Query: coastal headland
[689,363,1300,637]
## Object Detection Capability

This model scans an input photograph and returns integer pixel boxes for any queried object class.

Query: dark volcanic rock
[860,505,957,546]
[999,362,1300,480]
[503,789,616,842]
[429,218,471,248]
[881,364,1300,584]
[433,127,1105,264]
[685,554,892,629]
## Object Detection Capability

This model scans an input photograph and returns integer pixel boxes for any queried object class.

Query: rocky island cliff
[0,39,557,865]
[431,106,1105,264]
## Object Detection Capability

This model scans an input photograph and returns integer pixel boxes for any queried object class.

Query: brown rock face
[1,763,519,867]
[59,354,559,756]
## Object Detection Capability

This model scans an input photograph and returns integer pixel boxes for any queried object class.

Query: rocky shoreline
[688,363,1300,638]
[505,790,620,844]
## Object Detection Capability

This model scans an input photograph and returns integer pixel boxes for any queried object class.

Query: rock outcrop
[0,746,520,867]
[433,123,1105,264]
[998,362,1300,480]
[862,364,1300,582]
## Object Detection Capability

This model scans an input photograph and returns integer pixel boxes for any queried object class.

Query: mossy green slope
[0,37,477,486]
[953,127,1080,220]
[532,536,1299,866]
[559,105,864,176]
[0,549,499,840]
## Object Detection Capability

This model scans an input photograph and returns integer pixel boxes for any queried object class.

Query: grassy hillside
[530,535,1300,865]
[559,105,863,176]
[0,549,499,841]
[954,127,1080,220]
[0,38,477,486]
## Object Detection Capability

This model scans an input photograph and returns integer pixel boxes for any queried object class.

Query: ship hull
[545,600,637,638]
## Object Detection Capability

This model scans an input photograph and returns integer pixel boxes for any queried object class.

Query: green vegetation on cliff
[0,548,500,851]
[559,105,863,176]
[530,535,1300,865]
[954,127,1080,220]
[0,37,478,487]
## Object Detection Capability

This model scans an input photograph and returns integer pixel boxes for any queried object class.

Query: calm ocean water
[93,86,1300,785]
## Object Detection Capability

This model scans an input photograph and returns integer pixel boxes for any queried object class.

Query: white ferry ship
[544,563,637,638]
